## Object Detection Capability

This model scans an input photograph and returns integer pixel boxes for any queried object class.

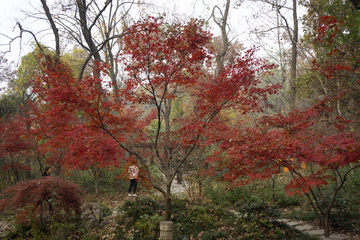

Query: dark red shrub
[0,176,83,226]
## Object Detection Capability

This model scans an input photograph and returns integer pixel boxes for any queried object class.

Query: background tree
[300,0,360,133]
[0,56,16,86]
[38,0,142,89]
[238,0,300,112]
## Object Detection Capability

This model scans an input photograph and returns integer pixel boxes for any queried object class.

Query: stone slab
[276,219,290,223]
[295,224,314,231]
[320,235,351,240]
[287,221,303,227]
[319,235,351,240]
[308,229,325,236]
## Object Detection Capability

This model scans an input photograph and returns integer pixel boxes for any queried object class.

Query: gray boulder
[80,203,103,232]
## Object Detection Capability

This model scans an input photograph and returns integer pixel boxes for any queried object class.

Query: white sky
[0,0,303,76]
[0,0,260,62]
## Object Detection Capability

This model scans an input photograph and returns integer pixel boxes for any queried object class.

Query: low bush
[0,177,83,239]
[235,195,281,222]
[205,182,254,208]
[274,187,302,208]
[98,201,113,217]
[116,196,164,239]
[286,209,317,222]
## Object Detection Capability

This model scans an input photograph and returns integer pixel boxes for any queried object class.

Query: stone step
[287,221,303,227]
[319,235,352,240]
[275,219,352,240]
[307,229,325,236]
[295,224,314,231]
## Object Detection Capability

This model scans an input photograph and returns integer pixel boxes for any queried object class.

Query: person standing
[128,161,139,197]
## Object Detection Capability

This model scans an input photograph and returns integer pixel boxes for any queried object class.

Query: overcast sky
[0,0,35,63]
[0,0,258,63]
[0,0,302,74]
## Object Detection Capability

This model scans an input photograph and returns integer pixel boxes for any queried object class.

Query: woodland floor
[84,186,360,240]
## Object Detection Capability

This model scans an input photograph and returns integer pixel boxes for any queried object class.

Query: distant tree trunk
[40,0,60,57]
[289,0,298,112]
[271,175,275,205]
[276,0,286,85]
[76,0,103,81]
[91,166,103,195]
[212,0,230,73]
[25,158,31,180]
[354,97,360,135]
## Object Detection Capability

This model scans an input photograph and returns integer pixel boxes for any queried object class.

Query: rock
[89,203,104,223]
[81,203,104,232]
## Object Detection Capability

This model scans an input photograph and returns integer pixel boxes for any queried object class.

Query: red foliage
[207,99,360,195]
[314,16,339,45]
[0,116,33,157]
[0,176,83,226]
[0,114,35,176]
[30,54,133,170]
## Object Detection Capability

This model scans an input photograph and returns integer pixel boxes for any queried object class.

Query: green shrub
[235,195,281,222]
[287,210,317,221]
[275,187,302,208]
[134,214,164,239]
[116,196,164,239]
[205,183,254,208]
[98,202,113,217]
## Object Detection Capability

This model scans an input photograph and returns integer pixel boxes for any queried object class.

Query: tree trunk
[91,167,102,196]
[324,212,330,237]
[212,0,230,74]
[76,0,103,81]
[25,158,32,180]
[95,178,99,195]
[164,193,172,221]
[40,0,60,57]
[271,175,275,205]
[289,0,298,112]
[353,97,360,135]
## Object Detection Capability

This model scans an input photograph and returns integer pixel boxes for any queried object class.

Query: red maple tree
[208,99,360,236]
[31,16,279,220]
[0,176,83,226]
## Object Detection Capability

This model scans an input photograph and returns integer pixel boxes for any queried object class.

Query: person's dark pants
[128,179,138,193]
